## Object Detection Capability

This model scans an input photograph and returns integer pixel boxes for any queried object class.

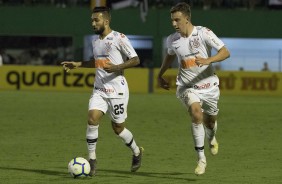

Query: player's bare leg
[112,122,143,172]
[86,110,103,176]
[190,102,206,175]
[204,114,219,155]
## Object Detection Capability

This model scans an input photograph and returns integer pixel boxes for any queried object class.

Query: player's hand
[158,77,170,90]
[104,62,120,73]
[61,61,79,72]
[195,55,211,67]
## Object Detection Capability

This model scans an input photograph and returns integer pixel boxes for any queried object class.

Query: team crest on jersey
[190,37,200,48]
[105,42,112,52]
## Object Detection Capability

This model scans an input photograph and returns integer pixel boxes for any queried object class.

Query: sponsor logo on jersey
[107,37,113,40]
[194,82,211,89]
[211,38,221,47]
[95,87,114,93]
[95,58,109,68]
[97,54,109,57]
[183,51,199,57]
[120,41,131,56]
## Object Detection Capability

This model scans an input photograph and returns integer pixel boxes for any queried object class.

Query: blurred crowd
[150,0,274,10]
[0,0,88,7]
[0,47,73,66]
[0,0,281,66]
[0,36,73,66]
[0,0,280,10]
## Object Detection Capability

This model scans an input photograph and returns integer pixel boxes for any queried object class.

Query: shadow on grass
[0,167,197,182]
[0,166,68,178]
[97,169,197,182]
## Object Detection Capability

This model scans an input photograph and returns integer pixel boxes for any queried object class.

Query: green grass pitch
[0,91,281,184]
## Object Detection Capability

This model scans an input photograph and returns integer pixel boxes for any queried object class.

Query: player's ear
[104,19,108,25]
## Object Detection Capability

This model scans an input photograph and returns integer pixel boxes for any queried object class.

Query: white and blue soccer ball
[68,157,90,178]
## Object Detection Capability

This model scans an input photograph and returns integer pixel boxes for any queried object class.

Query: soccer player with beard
[157,2,230,175]
[61,6,143,176]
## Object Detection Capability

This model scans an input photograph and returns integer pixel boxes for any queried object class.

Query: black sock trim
[87,138,98,143]
[126,138,133,147]
[195,146,204,151]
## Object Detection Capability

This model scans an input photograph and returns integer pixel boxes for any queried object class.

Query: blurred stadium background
[0,0,282,95]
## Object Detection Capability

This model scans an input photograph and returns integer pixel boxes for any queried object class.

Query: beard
[94,26,105,35]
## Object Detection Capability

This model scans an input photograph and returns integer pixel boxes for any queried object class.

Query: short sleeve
[166,35,175,55]
[118,33,138,59]
[202,27,225,51]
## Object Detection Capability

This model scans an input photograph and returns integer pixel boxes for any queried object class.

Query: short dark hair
[170,2,191,21]
[92,6,111,20]
[93,6,110,13]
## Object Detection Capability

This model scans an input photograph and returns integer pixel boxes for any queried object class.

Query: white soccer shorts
[176,85,220,116]
[88,92,128,123]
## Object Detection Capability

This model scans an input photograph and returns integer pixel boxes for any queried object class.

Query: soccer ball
[68,157,90,178]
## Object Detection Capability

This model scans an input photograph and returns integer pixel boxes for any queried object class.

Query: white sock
[86,124,99,160]
[191,123,206,160]
[205,121,217,143]
[119,128,140,156]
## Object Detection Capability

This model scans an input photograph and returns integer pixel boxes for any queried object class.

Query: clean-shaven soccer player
[61,6,143,176]
[158,2,230,175]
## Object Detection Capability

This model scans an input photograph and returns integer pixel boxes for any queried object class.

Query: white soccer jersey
[167,26,225,88]
[92,30,138,98]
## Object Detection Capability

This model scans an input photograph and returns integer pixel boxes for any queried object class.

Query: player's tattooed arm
[80,60,96,68]
[104,56,140,73]
[61,60,95,72]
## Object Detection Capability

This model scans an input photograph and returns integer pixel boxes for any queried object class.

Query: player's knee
[87,117,99,126]
[192,115,202,124]
[111,121,124,135]
[87,110,103,126]
[189,107,203,123]
[204,115,217,128]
